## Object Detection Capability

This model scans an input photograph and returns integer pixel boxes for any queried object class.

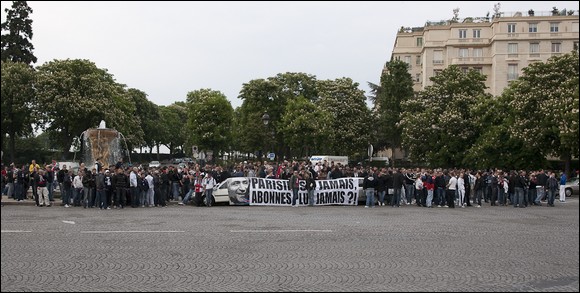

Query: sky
[2,1,579,109]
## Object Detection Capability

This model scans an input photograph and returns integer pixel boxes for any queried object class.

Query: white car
[203,178,235,206]
[149,161,161,168]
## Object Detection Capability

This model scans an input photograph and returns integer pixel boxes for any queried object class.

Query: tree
[370,59,414,152]
[236,72,320,159]
[158,103,187,155]
[127,88,159,154]
[505,51,579,175]
[1,1,37,65]
[186,89,234,158]
[0,60,35,162]
[464,93,544,170]
[35,59,143,154]
[280,96,332,158]
[400,66,489,167]
[316,78,372,158]
[237,78,282,157]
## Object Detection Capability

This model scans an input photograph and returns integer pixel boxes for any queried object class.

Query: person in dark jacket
[363,169,378,208]
[112,168,128,208]
[392,169,405,207]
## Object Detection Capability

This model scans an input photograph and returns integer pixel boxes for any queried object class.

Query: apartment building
[390,9,579,96]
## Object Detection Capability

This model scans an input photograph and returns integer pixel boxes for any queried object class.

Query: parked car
[564,177,579,197]
[207,178,235,205]
[149,161,161,168]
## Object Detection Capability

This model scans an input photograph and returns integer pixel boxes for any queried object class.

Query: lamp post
[262,112,275,160]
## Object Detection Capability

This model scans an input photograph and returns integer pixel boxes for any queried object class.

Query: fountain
[79,120,130,169]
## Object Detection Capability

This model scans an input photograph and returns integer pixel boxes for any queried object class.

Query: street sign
[267,153,275,160]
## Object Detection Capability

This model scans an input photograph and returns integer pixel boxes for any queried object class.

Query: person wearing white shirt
[446,172,458,208]
[457,172,466,207]
[145,172,155,207]
[203,173,216,207]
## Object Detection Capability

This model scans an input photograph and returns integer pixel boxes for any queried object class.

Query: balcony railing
[451,57,492,65]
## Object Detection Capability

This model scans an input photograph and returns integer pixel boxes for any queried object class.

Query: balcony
[446,38,491,46]
[450,57,492,65]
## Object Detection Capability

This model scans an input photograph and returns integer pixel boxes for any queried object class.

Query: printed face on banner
[228,177,250,205]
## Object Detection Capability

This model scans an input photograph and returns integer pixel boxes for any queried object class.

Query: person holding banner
[304,172,316,206]
[289,170,301,207]
[363,169,378,208]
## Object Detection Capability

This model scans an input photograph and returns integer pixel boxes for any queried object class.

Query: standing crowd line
[1,159,572,209]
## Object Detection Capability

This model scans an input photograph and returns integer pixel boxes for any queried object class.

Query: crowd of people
[0,158,573,209]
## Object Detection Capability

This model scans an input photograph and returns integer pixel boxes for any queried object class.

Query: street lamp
[261,112,275,160]
[262,112,270,126]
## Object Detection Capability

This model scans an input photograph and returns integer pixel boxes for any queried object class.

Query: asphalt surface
[1,196,578,292]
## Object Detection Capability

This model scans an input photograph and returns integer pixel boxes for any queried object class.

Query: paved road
[1,198,578,292]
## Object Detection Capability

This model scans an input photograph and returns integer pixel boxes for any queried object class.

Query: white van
[309,155,349,166]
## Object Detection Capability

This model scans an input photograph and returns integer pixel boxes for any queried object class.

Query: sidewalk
[1,195,37,206]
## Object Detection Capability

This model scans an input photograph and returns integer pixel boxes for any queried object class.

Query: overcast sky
[2,1,579,109]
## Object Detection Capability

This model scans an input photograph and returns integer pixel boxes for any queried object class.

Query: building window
[473,48,483,58]
[550,23,559,33]
[461,67,469,74]
[508,43,518,57]
[507,23,516,33]
[434,69,442,76]
[508,64,518,81]
[415,73,421,83]
[575,42,579,53]
[416,55,421,65]
[404,56,412,68]
[529,43,540,57]
[433,50,444,64]
[459,29,467,39]
[573,22,579,32]
[551,42,561,55]
[473,29,481,38]
[459,48,468,58]
[473,67,483,75]
[528,23,538,33]
[416,37,423,47]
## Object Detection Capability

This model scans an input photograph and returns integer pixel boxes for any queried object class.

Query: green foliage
[127,88,159,150]
[400,66,489,167]
[280,96,332,157]
[158,103,187,154]
[316,78,372,157]
[1,1,37,64]
[372,59,414,151]
[236,72,318,157]
[186,89,234,156]
[464,95,544,170]
[505,51,579,161]
[35,59,143,153]
[1,60,36,162]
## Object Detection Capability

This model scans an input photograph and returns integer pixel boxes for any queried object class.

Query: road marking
[81,231,185,234]
[1,230,32,233]
[62,220,76,225]
[230,230,333,233]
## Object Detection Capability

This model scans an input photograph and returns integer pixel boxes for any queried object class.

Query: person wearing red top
[424,171,435,208]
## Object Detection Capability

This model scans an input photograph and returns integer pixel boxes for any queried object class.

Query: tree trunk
[9,131,16,164]
[563,152,571,179]
[156,142,160,161]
